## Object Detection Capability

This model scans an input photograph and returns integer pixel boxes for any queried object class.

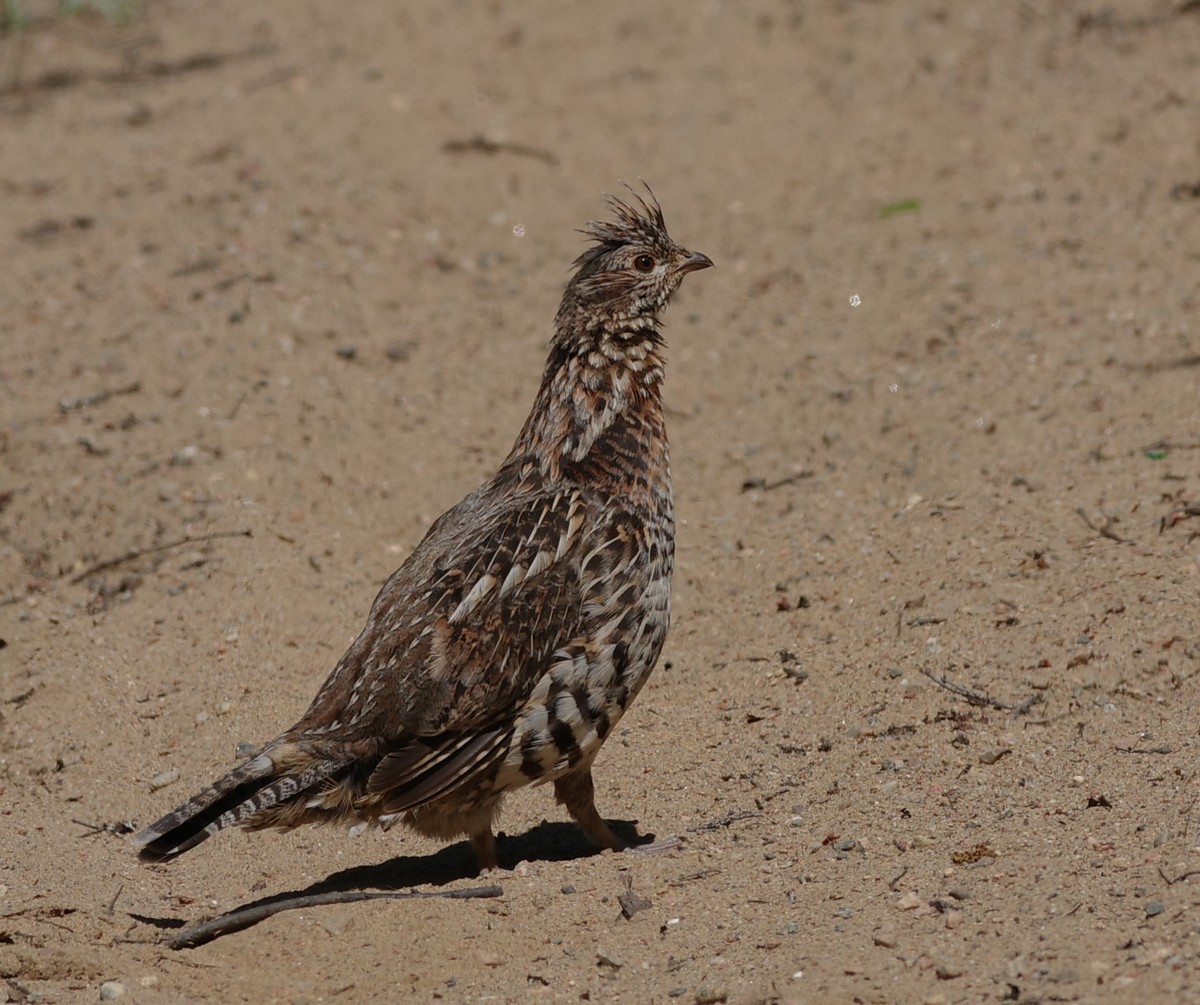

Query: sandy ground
[3,1,1200,1002]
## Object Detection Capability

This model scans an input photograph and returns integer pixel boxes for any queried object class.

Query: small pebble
[874,929,898,948]
[321,910,354,937]
[99,981,126,1000]
[385,341,414,362]
[935,962,963,980]
[1146,900,1165,917]
[561,884,576,895]
[897,891,924,911]
[170,445,200,466]
[596,949,624,969]
[148,768,179,792]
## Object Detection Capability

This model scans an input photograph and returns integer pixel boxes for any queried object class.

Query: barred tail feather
[132,749,347,860]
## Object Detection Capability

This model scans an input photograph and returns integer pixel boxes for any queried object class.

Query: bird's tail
[132,743,352,861]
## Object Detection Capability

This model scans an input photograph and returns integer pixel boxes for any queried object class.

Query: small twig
[667,868,722,888]
[1160,504,1200,533]
[1114,744,1173,755]
[210,271,253,293]
[888,866,908,891]
[77,436,110,456]
[154,953,221,970]
[37,917,77,933]
[442,135,558,166]
[58,381,142,412]
[1010,692,1045,717]
[740,471,814,493]
[617,873,652,920]
[1075,507,1128,543]
[686,810,760,834]
[3,685,36,707]
[166,884,503,950]
[105,884,124,916]
[72,818,137,837]
[907,616,947,627]
[226,390,249,421]
[68,529,252,584]
[1159,865,1200,886]
[922,669,1013,711]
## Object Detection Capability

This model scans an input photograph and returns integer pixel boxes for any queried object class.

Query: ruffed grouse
[134,189,712,872]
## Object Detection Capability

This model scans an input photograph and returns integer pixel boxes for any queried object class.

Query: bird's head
[563,186,713,327]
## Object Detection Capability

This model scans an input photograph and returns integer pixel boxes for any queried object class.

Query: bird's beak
[678,250,714,274]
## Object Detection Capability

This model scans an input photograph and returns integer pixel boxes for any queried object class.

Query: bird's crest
[573,183,673,274]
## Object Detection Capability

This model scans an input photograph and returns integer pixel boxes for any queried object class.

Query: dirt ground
[3,1,1200,1002]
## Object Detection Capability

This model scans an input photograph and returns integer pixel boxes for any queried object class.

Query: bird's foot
[471,828,499,874]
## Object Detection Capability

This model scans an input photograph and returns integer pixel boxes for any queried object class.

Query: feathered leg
[553,767,627,852]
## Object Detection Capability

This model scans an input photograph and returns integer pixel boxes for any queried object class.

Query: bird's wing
[373,482,592,809]
[289,480,591,806]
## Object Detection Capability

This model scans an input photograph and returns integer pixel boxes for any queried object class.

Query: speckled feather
[133,188,712,870]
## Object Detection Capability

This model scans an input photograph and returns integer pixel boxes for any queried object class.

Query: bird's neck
[507,319,669,486]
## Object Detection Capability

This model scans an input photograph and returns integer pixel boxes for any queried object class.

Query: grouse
[133,188,712,872]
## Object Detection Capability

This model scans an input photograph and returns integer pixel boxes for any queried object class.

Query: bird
[133,187,713,873]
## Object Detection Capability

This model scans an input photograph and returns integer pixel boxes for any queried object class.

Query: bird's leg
[554,768,628,852]
[556,768,684,857]
[470,827,499,874]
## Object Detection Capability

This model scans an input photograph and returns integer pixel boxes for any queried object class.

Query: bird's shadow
[131,818,650,946]
[322,817,648,891]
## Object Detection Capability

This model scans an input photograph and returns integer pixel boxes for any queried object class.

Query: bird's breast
[493,495,674,790]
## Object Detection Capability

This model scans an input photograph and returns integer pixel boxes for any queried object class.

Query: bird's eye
[633,254,655,272]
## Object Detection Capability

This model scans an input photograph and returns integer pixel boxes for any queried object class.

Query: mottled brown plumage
[133,188,712,872]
